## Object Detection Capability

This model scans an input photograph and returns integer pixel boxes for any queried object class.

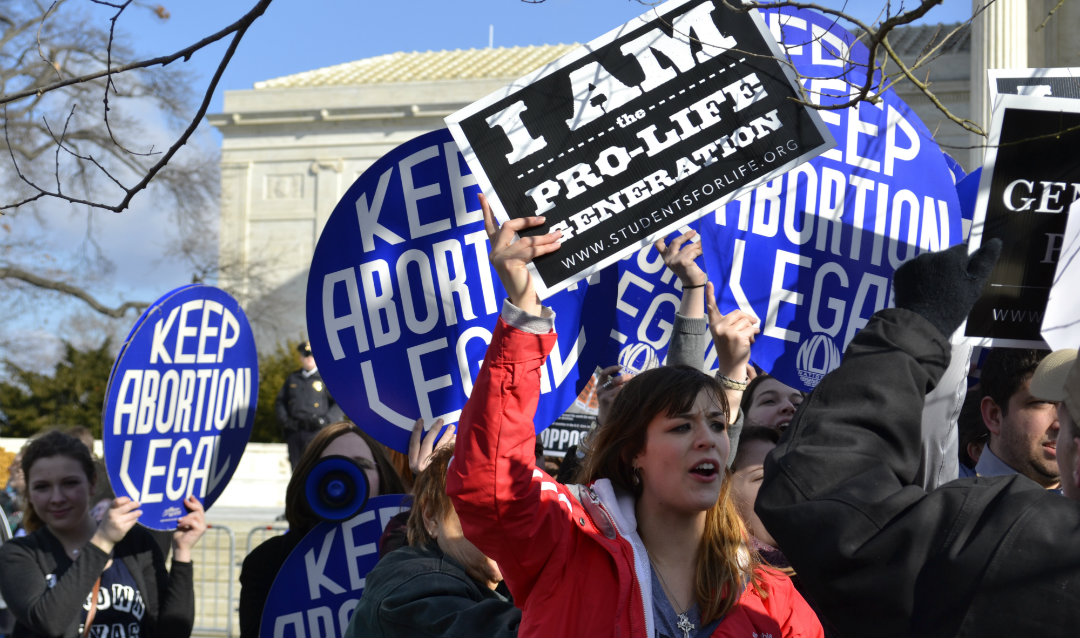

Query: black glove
[893,239,1002,337]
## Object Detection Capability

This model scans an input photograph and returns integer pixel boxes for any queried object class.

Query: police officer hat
[298,341,313,357]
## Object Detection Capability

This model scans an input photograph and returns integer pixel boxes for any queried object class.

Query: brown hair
[740,374,806,421]
[581,365,759,623]
[405,446,454,547]
[22,430,96,533]
[285,422,406,532]
[731,426,780,471]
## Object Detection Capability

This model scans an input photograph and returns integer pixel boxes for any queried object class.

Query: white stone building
[209,45,577,346]
[209,1,1079,348]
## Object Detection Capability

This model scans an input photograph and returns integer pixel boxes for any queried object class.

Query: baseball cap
[1029,347,1080,422]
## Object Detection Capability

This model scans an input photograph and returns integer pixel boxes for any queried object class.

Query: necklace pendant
[676,612,694,638]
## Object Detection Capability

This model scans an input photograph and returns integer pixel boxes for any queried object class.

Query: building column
[310,159,345,239]
[219,163,253,296]
[1028,0,1080,68]
[969,0,1028,167]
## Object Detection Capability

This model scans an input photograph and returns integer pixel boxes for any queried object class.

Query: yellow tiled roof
[254,44,580,89]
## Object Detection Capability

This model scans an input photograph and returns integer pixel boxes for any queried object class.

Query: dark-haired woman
[0,430,205,638]
[238,422,406,638]
[656,229,760,466]
[447,197,821,637]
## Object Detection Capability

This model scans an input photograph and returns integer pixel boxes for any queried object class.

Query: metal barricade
[228,524,289,637]
[193,524,236,638]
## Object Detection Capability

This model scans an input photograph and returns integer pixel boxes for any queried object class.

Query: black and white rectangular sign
[989,67,1080,102]
[966,94,1080,347]
[446,0,833,298]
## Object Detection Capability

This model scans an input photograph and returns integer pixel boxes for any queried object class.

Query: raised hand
[481,193,562,316]
[595,364,633,427]
[893,239,1003,337]
[409,417,456,475]
[705,282,759,381]
[655,229,706,288]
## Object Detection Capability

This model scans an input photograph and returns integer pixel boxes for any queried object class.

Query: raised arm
[756,241,1004,634]
[704,281,758,461]
[447,195,580,602]
[657,230,710,370]
[655,230,756,464]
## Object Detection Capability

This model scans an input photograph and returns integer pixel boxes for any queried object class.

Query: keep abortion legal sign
[306,127,733,455]
[306,128,612,454]
[260,495,408,638]
[699,7,962,392]
[103,285,258,529]
[446,0,833,298]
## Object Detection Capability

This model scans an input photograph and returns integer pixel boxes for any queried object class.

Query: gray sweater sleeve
[666,313,708,370]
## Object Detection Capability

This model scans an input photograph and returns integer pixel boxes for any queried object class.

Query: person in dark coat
[346,446,518,637]
[238,422,406,638]
[274,340,343,470]
[757,239,1080,635]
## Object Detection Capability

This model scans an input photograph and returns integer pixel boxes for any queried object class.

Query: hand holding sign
[172,495,207,563]
[91,496,142,553]
[481,193,562,315]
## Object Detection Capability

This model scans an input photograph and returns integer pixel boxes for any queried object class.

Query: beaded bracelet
[717,372,749,391]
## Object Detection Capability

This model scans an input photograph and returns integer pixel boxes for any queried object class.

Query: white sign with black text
[446,0,833,297]
[966,94,1080,347]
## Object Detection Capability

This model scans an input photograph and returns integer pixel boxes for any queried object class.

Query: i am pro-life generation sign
[966,94,1080,347]
[446,0,833,297]
[103,285,258,529]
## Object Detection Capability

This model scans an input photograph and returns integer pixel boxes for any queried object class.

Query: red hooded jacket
[448,314,822,637]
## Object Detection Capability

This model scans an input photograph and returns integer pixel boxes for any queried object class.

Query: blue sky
[123,0,974,113]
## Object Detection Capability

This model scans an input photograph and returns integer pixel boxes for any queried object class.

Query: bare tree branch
[0,265,147,317]
[0,0,272,213]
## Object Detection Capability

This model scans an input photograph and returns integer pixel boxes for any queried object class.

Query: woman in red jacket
[447,196,822,638]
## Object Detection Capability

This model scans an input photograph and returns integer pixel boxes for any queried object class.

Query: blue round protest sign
[307,128,611,453]
[575,224,714,374]
[699,7,962,392]
[259,494,409,638]
[103,284,258,529]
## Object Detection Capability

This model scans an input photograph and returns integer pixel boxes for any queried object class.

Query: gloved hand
[893,239,1002,337]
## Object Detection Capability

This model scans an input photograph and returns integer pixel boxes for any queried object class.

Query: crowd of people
[2,191,1079,637]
